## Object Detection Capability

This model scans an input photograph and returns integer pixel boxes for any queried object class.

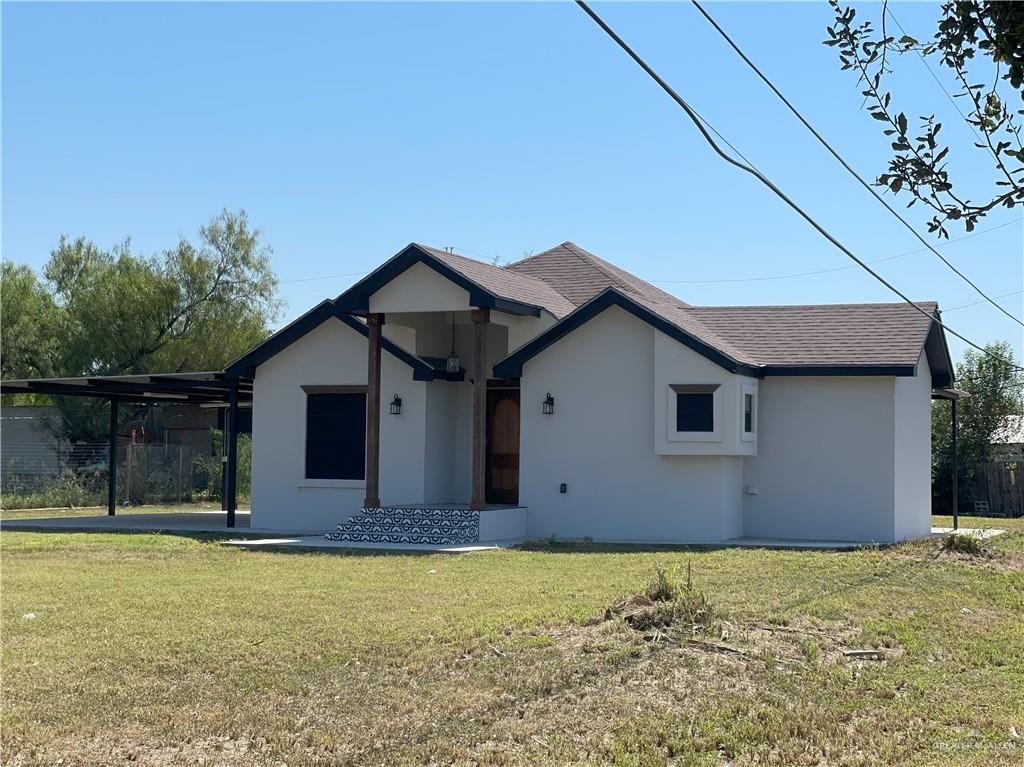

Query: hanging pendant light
[446,313,461,373]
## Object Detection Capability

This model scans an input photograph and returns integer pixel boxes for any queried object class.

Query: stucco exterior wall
[652,331,758,456]
[894,352,932,540]
[250,317,429,531]
[518,305,744,543]
[423,381,458,503]
[369,262,471,314]
[742,376,898,542]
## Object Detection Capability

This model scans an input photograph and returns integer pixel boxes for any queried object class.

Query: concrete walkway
[222,536,508,554]
[2,512,1006,552]
[1,511,311,537]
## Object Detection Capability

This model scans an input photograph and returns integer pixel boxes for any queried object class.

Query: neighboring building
[0,406,66,481]
[992,415,1024,460]
[227,242,953,545]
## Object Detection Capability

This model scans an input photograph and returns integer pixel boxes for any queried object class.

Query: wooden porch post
[107,399,118,516]
[471,308,489,511]
[364,313,383,509]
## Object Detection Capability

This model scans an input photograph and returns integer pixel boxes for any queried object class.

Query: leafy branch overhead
[825,0,1024,236]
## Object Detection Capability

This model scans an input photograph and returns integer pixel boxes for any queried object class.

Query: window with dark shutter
[675,393,714,432]
[670,384,718,433]
[304,391,366,480]
[743,393,755,434]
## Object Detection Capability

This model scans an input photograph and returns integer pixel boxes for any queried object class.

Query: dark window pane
[676,392,714,432]
[744,393,754,433]
[305,393,366,480]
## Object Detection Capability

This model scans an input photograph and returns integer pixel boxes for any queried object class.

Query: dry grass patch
[2,531,1023,766]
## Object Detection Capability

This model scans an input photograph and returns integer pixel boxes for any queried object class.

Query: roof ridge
[627,292,760,365]
[415,242,564,292]
[558,241,641,298]
[695,300,938,310]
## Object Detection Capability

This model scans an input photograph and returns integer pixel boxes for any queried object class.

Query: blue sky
[3,1,1021,364]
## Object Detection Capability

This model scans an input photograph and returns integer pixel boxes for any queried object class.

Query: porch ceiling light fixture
[390,394,402,415]
[445,313,461,374]
[542,393,555,415]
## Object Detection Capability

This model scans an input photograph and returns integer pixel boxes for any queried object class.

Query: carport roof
[0,371,253,404]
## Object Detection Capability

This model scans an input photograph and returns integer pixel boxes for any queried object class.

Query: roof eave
[224,299,438,381]
[493,288,758,379]
[334,243,542,317]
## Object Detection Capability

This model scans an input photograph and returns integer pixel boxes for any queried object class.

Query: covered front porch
[328,247,562,517]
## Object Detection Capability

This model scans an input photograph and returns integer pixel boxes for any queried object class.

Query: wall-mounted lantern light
[390,394,403,415]
[542,393,555,415]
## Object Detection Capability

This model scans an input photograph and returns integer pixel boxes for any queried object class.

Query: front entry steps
[326,506,481,545]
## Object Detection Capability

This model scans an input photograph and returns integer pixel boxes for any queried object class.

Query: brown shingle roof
[505,242,689,308]
[690,302,938,369]
[415,244,577,318]
[509,243,938,369]
[346,240,943,373]
[502,242,936,370]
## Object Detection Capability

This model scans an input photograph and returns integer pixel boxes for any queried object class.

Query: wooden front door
[485,389,520,505]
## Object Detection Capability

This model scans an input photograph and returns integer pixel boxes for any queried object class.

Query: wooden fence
[974,461,1024,518]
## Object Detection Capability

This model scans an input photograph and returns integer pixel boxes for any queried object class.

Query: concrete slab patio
[0,511,313,537]
[1,512,1006,552]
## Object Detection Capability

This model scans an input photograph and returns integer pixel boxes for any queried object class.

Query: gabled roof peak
[505,241,689,309]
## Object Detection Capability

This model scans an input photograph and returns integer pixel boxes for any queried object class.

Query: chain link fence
[1,431,251,510]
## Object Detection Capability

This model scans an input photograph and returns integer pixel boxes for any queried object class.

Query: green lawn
[1,525,1022,766]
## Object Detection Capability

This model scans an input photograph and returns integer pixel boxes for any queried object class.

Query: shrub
[611,562,717,635]
[941,532,983,555]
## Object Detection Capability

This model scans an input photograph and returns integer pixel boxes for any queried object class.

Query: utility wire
[272,219,1014,292]
[882,4,987,148]
[650,218,1019,284]
[689,0,1023,328]
[573,0,1024,372]
[945,289,1024,312]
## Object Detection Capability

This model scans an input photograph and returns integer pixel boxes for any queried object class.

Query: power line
[649,218,1019,284]
[573,0,1024,372]
[882,4,987,149]
[945,289,1024,312]
[689,0,1023,328]
[278,270,368,285]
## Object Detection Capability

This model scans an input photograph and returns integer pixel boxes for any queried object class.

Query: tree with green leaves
[826,1,1024,236]
[932,341,1024,511]
[1,209,281,440]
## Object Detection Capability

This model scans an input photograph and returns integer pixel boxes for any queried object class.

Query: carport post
[107,399,118,516]
[951,398,959,531]
[225,377,239,528]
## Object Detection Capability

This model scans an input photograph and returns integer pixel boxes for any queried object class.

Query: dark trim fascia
[300,385,368,395]
[493,288,759,379]
[225,300,339,378]
[418,357,466,382]
[334,314,437,381]
[225,300,438,381]
[334,243,542,317]
[670,383,721,394]
[760,365,917,377]
[923,312,954,388]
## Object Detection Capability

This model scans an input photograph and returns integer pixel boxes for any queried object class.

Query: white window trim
[740,382,757,443]
[666,383,723,443]
[297,479,366,490]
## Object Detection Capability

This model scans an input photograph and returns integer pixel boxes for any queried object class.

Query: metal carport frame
[0,372,253,527]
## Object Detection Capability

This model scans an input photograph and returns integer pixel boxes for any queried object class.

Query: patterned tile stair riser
[325,506,481,545]
[344,514,477,530]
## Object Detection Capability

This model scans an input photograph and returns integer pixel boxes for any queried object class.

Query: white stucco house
[225,241,954,546]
